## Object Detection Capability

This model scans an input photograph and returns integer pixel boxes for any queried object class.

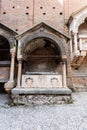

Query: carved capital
[10,46,16,53]
[62,61,66,65]
[17,55,23,61]
[10,48,16,58]
[62,55,67,61]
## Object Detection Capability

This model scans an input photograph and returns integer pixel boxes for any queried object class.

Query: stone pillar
[4,47,16,91]
[9,49,16,81]
[62,61,67,88]
[70,39,73,59]
[74,33,78,54]
[17,55,22,87]
[79,38,82,50]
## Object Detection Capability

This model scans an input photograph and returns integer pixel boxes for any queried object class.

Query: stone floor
[0,92,87,130]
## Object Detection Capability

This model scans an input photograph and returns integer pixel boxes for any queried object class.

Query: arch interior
[22,38,62,75]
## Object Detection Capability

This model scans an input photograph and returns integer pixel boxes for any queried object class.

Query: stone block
[12,87,72,105]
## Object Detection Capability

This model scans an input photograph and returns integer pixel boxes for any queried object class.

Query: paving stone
[0,92,87,130]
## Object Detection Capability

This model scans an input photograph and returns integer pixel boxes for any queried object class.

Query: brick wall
[1,0,87,33]
[0,0,64,33]
[0,0,34,32]
[34,0,64,31]
[64,0,87,20]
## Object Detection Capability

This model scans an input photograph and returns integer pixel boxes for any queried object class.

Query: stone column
[62,61,67,88]
[70,39,73,59]
[9,49,16,81]
[74,33,78,54]
[4,47,16,91]
[79,38,82,50]
[17,55,22,87]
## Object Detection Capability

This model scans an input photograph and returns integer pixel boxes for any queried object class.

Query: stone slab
[22,74,62,88]
[12,87,72,95]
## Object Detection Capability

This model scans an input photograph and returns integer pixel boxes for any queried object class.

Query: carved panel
[22,74,62,88]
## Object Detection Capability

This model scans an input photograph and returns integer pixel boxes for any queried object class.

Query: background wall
[0,0,64,33]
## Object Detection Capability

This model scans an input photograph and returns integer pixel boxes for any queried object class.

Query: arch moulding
[20,32,66,57]
[0,23,18,48]
[70,7,87,33]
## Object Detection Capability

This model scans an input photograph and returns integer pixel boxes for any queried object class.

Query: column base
[4,81,15,92]
[11,87,72,105]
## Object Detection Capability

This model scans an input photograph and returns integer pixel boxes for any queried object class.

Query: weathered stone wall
[67,77,87,91]
[67,56,87,91]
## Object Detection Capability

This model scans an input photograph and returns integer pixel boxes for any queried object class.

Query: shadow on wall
[0,83,6,93]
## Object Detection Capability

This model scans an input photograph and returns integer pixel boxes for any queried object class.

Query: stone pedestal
[5,81,15,91]
[11,62,72,105]
[12,87,72,105]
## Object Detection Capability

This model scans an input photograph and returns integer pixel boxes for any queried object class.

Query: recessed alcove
[23,38,62,74]
[0,35,10,89]
[0,35,10,61]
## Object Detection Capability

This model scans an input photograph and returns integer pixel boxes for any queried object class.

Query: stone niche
[22,74,62,88]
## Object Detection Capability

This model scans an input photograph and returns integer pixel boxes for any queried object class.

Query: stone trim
[70,7,87,33]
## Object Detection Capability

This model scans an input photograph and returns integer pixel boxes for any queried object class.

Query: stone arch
[0,33,15,49]
[20,32,66,58]
[75,12,87,32]
[70,9,87,33]
[0,34,10,46]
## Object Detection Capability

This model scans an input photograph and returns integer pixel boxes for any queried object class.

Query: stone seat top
[12,87,72,95]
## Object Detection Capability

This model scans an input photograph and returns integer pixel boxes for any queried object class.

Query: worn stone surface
[12,94,72,106]
[0,92,87,129]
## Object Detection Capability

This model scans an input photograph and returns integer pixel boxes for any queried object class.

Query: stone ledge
[12,87,72,95]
